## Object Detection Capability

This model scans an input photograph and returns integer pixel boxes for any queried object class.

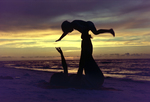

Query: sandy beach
[0,65,150,102]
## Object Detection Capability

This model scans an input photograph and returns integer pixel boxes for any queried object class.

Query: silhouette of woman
[49,47,69,88]
[51,47,101,89]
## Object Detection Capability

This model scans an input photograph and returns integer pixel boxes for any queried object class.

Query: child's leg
[87,21,115,36]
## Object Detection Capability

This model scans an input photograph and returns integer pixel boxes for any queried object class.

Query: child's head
[61,21,73,33]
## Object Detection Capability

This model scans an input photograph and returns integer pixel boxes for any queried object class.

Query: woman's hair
[49,72,69,87]
[61,21,73,33]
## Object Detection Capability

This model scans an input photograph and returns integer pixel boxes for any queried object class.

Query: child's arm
[56,47,68,76]
[55,32,68,42]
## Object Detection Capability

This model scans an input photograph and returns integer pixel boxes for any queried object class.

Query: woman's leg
[81,38,104,88]
[77,54,84,77]
[77,38,93,77]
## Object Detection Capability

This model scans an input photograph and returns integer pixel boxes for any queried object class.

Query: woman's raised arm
[56,47,68,76]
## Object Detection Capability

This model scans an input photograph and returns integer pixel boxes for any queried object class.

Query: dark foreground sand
[0,66,150,102]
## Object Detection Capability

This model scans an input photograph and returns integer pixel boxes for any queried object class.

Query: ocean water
[1,59,150,81]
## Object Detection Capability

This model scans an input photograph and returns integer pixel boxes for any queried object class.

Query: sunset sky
[0,0,150,60]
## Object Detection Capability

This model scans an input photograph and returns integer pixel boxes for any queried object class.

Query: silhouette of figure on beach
[56,20,115,42]
[50,47,102,89]
[50,20,115,89]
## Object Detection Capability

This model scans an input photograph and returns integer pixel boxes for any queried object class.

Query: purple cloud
[0,0,150,32]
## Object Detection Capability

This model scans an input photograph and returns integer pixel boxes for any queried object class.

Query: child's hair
[61,21,72,33]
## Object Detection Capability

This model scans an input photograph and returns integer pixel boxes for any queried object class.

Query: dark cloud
[121,2,150,14]
[0,0,150,32]
[0,0,101,31]
[1,56,12,58]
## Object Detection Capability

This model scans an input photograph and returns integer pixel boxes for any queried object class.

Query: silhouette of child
[56,20,115,42]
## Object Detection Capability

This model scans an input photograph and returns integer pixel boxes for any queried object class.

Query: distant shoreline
[1,58,150,62]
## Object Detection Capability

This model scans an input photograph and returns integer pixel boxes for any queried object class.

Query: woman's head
[61,21,73,33]
[49,72,69,87]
